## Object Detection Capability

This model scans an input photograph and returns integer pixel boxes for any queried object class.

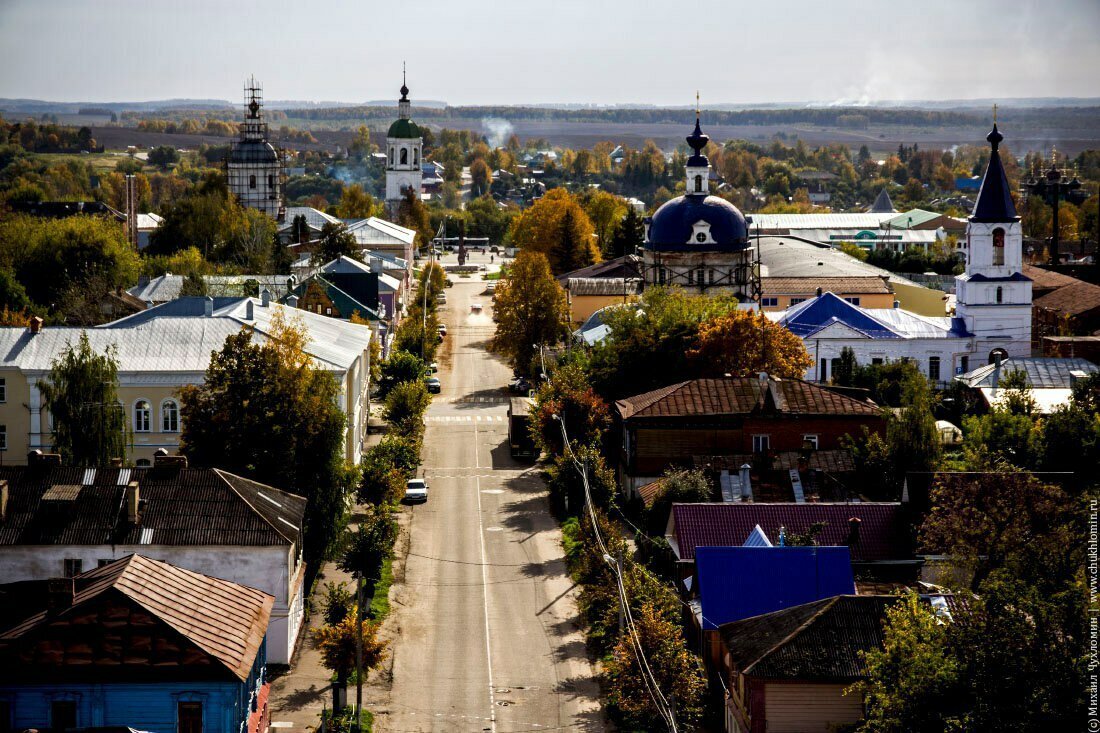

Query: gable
[807,321,875,340]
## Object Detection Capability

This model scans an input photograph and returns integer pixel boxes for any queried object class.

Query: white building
[0,459,307,665]
[384,74,423,206]
[954,122,1032,362]
[770,122,1032,382]
[227,79,284,220]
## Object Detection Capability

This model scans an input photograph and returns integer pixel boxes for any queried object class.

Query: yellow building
[0,295,373,466]
[760,276,895,311]
[564,277,642,325]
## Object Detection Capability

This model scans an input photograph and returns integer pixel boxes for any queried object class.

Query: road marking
[474,468,497,733]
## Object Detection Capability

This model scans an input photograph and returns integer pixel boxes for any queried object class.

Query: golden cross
[993,103,997,124]
[696,91,700,120]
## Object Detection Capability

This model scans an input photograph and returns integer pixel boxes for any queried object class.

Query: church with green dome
[385,71,423,206]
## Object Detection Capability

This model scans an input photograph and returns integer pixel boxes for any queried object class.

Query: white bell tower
[955,115,1032,362]
[385,66,424,206]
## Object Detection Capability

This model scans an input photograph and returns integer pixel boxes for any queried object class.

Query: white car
[485,282,497,294]
[405,478,428,503]
[470,302,483,312]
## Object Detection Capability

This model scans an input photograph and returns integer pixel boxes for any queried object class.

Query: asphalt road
[368,257,604,732]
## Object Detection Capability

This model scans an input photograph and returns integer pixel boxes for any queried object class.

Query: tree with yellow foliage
[312,607,388,686]
[508,188,599,274]
[688,309,814,379]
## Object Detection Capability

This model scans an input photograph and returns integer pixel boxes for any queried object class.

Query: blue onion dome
[647,195,750,251]
[686,118,710,168]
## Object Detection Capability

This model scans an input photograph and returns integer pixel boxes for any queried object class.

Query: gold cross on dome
[993,103,997,124]
[696,91,700,120]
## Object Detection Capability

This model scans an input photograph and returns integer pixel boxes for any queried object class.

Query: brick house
[614,375,885,497]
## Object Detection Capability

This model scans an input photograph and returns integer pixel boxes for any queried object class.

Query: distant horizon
[2,0,1098,107]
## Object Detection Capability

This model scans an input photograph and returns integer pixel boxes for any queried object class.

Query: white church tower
[955,118,1032,363]
[227,78,284,220]
[384,70,423,207]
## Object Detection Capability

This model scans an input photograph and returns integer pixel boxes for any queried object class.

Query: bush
[384,380,431,437]
[358,436,420,505]
[378,350,427,397]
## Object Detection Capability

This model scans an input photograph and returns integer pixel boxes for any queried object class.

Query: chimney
[126,481,140,524]
[0,480,8,522]
[245,299,255,320]
[286,294,299,308]
[847,517,862,553]
[29,316,43,335]
[47,577,75,611]
[261,289,271,307]
[816,287,823,297]
[739,463,753,501]
[993,355,1003,388]
[203,296,214,317]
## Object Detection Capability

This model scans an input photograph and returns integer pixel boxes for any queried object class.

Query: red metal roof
[669,502,909,562]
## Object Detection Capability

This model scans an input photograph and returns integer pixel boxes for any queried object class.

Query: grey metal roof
[129,275,184,304]
[955,357,1099,389]
[751,213,897,230]
[758,236,922,288]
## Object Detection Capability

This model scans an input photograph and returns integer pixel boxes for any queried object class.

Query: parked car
[490,245,499,253]
[485,282,497,294]
[405,478,428,503]
[429,362,439,373]
[438,324,447,336]
[471,302,483,312]
[509,377,531,394]
[437,293,447,304]
[426,377,441,393]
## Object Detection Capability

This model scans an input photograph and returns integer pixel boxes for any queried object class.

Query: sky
[1,0,1098,107]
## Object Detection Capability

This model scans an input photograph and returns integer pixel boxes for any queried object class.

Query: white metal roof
[346,217,416,246]
[751,213,897,230]
[282,206,343,230]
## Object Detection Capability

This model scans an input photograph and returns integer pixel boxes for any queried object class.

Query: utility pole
[354,572,363,730]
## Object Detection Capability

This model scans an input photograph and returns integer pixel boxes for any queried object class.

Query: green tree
[311,221,361,265]
[396,187,432,249]
[489,250,569,371]
[580,190,627,256]
[508,188,600,274]
[357,435,420,505]
[377,350,427,397]
[608,205,644,258]
[37,332,128,467]
[383,380,431,436]
[832,346,858,386]
[339,505,399,585]
[147,145,180,169]
[545,445,617,516]
[178,311,355,576]
[644,468,714,534]
[531,362,612,455]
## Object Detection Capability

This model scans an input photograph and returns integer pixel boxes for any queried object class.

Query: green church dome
[387,118,421,139]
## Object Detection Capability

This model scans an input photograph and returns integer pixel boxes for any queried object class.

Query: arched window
[400,148,408,165]
[992,227,1005,266]
[267,174,275,188]
[389,147,394,165]
[988,348,1009,365]
[413,148,419,166]
[134,400,151,433]
[695,174,703,192]
[996,286,1003,304]
[249,175,257,189]
[161,399,179,433]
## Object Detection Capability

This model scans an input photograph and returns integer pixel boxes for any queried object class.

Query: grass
[483,270,502,281]
[320,705,373,732]
[29,150,152,175]
[367,556,394,621]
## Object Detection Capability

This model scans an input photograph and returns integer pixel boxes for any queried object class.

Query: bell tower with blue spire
[955,111,1032,362]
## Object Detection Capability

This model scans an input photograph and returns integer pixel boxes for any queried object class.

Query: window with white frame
[161,400,179,433]
[802,434,819,449]
[752,434,770,453]
[134,400,151,432]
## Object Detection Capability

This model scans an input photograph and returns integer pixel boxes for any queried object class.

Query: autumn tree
[530,362,611,455]
[603,601,707,731]
[377,350,427,397]
[508,188,599,274]
[469,158,492,196]
[38,333,128,467]
[687,309,814,378]
[312,607,388,688]
[396,187,432,249]
[178,310,356,576]
[608,205,644,258]
[311,222,361,265]
[580,190,627,256]
[644,468,714,534]
[489,250,569,372]
[383,380,431,436]
[337,183,380,219]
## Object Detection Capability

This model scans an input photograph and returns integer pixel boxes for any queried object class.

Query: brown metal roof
[0,465,305,547]
[1,554,273,682]
[1034,280,1100,317]
[719,595,895,680]
[1022,264,1080,292]
[762,276,892,295]
[616,377,882,420]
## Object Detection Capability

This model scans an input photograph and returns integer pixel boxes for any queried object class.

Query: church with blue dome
[642,108,760,302]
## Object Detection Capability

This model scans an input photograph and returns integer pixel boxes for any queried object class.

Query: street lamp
[1024,147,1082,265]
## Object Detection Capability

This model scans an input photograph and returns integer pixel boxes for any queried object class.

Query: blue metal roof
[695,546,855,630]
[779,292,901,339]
[646,195,750,251]
[961,271,1031,283]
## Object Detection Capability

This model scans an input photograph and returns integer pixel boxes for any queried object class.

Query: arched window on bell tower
[400,148,408,165]
[695,174,703,193]
[389,147,394,166]
[996,286,1003,304]
[992,227,1005,266]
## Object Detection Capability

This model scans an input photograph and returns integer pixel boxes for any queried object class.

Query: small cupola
[685,93,710,197]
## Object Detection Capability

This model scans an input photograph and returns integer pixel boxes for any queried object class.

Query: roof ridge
[742,596,840,675]
[213,468,300,544]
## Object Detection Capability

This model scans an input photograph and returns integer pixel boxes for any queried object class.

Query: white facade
[955,219,1032,361]
[0,542,305,664]
[385,81,423,204]
[227,82,283,219]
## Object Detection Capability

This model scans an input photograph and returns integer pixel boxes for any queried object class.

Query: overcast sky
[1,0,1098,106]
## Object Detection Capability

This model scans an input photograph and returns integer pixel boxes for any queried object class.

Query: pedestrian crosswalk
[438,396,510,404]
[426,415,506,423]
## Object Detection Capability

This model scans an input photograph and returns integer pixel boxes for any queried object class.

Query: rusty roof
[1034,280,1100,317]
[616,377,882,421]
[1,554,272,682]
[719,595,895,680]
[1022,264,1080,292]
[762,276,892,295]
[0,465,306,547]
